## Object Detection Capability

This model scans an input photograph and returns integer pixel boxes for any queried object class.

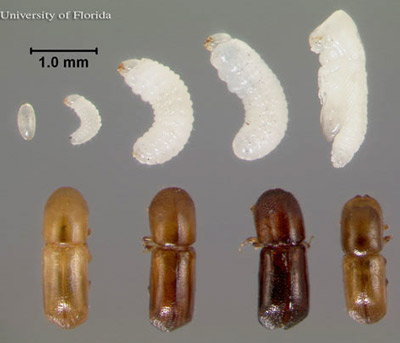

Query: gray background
[0,0,399,342]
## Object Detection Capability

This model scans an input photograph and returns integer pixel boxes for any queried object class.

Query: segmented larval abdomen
[310,10,367,168]
[208,35,288,161]
[119,59,193,165]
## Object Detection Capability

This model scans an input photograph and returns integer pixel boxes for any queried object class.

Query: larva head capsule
[63,94,81,107]
[43,187,89,244]
[148,187,196,247]
[204,33,232,51]
[117,59,141,76]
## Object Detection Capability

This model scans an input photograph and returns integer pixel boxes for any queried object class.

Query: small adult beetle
[242,189,309,329]
[42,187,91,329]
[143,187,196,332]
[341,195,390,324]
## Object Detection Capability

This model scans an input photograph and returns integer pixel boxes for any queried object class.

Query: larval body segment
[17,103,36,141]
[118,58,194,165]
[309,10,367,168]
[205,33,288,161]
[64,95,102,145]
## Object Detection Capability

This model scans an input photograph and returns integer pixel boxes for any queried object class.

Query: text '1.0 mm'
[39,56,89,69]
[30,47,98,69]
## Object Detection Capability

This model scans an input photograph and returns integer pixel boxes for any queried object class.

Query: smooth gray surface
[0,0,399,342]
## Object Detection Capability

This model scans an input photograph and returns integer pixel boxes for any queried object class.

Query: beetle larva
[204,33,288,161]
[242,189,309,329]
[341,195,389,324]
[309,10,367,168]
[64,94,102,145]
[17,103,36,140]
[143,187,196,332]
[43,187,91,329]
[118,59,194,165]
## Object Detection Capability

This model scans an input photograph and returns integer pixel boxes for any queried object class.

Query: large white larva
[17,103,36,141]
[309,10,368,168]
[118,58,194,165]
[204,33,288,161]
[64,94,102,145]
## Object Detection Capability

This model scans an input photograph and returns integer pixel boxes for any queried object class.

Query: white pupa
[309,10,368,168]
[64,94,102,145]
[204,33,288,161]
[17,103,36,141]
[118,58,193,165]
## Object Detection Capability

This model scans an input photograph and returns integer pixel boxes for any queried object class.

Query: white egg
[17,103,36,141]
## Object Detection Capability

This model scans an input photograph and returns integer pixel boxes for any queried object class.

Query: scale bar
[30,47,98,55]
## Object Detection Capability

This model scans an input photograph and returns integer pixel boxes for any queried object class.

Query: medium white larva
[17,103,36,141]
[309,10,368,168]
[118,58,194,165]
[204,33,288,161]
[64,94,102,145]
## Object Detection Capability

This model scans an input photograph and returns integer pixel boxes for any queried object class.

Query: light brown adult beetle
[42,187,91,329]
[341,195,390,324]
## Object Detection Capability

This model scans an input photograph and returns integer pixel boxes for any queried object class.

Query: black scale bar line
[30,47,98,55]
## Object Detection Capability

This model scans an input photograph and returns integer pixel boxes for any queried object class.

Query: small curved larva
[118,58,194,165]
[17,103,36,140]
[309,10,367,168]
[204,33,288,161]
[64,94,102,145]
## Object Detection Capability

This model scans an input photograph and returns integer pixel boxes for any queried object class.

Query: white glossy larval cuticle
[64,94,102,145]
[309,10,368,168]
[204,33,288,161]
[118,58,194,165]
[17,103,36,141]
